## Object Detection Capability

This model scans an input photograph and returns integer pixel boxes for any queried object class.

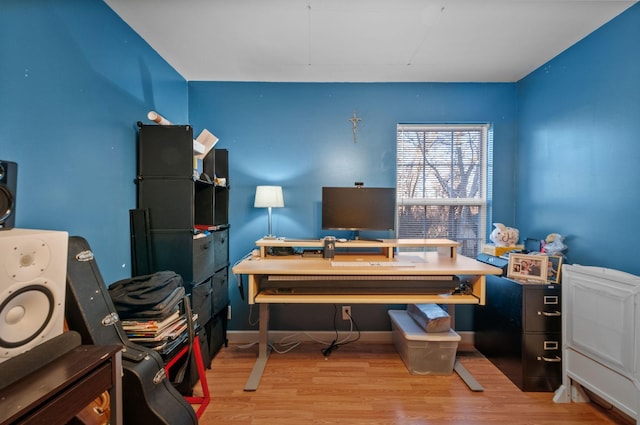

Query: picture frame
[508,253,548,282]
[546,255,563,284]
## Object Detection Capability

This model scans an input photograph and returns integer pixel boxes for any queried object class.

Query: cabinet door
[203,148,228,180]
[214,188,229,225]
[214,149,228,181]
[139,125,193,178]
[139,179,194,230]
[149,230,193,284]
[194,182,215,226]
[210,149,229,226]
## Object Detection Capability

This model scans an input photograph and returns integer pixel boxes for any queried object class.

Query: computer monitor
[321,187,396,239]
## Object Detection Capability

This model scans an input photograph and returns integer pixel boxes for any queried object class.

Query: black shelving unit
[474,275,562,392]
[133,123,230,363]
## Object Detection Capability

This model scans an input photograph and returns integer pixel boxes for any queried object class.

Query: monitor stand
[351,231,382,242]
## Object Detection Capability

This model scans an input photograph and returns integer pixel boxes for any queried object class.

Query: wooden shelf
[255,237,460,259]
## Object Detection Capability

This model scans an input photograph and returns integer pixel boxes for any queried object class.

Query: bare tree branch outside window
[396,125,491,257]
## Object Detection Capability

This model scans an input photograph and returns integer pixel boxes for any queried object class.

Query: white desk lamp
[254,185,284,239]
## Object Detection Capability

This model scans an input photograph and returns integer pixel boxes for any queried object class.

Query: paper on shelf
[195,129,219,159]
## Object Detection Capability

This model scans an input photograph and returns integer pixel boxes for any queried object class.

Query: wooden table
[233,238,502,391]
[0,345,122,425]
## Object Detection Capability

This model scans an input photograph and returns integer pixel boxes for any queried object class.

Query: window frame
[396,123,492,257]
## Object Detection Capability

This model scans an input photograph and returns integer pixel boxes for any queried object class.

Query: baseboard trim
[226,330,474,346]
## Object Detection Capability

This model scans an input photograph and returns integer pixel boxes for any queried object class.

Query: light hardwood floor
[195,342,633,425]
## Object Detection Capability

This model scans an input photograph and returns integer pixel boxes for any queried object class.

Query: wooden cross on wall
[349,111,361,143]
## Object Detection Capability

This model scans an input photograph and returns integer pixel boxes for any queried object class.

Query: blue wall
[0,0,188,284]
[3,0,639,333]
[189,82,518,330]
[516,3,640,275]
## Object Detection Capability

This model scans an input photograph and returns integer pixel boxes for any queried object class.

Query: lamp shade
[254,186,284,208]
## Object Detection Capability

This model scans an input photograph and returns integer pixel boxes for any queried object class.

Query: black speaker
[0,160,17,230]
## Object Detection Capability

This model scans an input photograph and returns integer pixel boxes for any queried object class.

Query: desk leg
[111,350,123,425]
[244,303,271,391]
[449,305,484,392]
[454,360,483,392]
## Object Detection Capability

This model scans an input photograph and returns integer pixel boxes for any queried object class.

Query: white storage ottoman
[388,309,460,375]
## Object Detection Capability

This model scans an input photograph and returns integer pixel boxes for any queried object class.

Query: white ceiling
[105,0,636,83]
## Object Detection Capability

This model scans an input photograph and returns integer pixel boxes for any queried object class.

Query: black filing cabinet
[474,275,562,391]
[134,124,230,363]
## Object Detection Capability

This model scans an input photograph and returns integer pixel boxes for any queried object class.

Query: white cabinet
[554,264,639,424]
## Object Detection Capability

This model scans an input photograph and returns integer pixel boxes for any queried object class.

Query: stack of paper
[121,310,198,354]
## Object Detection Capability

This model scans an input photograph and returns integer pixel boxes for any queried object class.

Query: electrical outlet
[227,305,232,320]
[342,305,352,320]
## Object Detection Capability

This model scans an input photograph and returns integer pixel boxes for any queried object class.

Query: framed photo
[546,255,563,284]
[508,253,548,282]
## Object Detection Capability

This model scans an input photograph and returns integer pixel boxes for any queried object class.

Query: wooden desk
[233,238,502,391]
[0,345,123,425]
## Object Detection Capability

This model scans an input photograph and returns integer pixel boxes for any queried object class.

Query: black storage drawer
[522,333,563,391]
[523,333,562,377]
[212,228,229,271]
[147,231,215,292]
[191,277,213,326]
[205,311,228,359]
[474,275,562,392]
[211,268,228,315]
[193,234,215,283]
[524,287,561,332]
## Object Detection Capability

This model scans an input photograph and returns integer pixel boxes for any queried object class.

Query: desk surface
[233,251,502,305]
[234,251,500,276]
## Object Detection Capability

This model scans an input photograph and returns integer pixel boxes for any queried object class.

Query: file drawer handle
[540,355,562,363]
[539,310,561,317]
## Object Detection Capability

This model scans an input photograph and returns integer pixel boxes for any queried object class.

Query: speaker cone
[0,283,55,350]
[0,185,13,224]
[0,161,16,230]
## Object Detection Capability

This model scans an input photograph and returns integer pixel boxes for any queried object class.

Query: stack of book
[121,309,197,355]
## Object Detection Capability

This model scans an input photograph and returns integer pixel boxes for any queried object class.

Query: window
[396,124,492,257]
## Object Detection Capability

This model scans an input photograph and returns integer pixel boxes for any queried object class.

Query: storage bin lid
[388,310,460,342]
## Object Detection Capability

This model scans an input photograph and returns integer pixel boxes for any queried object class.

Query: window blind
[396,124,491,257]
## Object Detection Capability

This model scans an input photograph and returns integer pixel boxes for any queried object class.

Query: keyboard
[331,261,416,267]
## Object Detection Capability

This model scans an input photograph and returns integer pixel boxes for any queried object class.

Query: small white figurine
[489,223,520,247]
[544,233,567,256]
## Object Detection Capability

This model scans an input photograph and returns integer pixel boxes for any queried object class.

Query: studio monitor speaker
[0,160,17,230]
[0,229,68,363]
